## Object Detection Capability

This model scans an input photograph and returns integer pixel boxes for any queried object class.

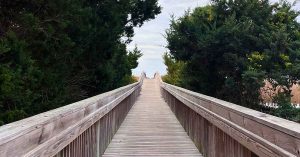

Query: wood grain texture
[54,93,138,157]
[156,73,300,157]
[103,79,202,157]
[1,71,299,157]
[0,74,145,157]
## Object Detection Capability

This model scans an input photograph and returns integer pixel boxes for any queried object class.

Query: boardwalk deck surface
[103,79,202,157]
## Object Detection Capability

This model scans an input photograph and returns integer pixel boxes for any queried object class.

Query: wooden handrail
[0,73,145,157]
[155,73,300,157]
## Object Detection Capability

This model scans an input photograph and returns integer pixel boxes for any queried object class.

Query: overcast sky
[128,0,299,77]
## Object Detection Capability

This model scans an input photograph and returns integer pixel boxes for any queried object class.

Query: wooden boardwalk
[103,79,202,157]
[2,74,299,157]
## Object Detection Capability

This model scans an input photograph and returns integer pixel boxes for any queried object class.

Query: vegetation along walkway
[103,79,202,157]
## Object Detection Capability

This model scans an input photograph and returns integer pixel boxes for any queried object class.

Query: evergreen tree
[165,0,300,121]
[0,0,161,125]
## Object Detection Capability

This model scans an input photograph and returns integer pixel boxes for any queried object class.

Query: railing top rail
[0,82,138,134]
[155,73,300,156]
[155,73,300,138]
[163,82,300,138]
[0,73,145,157]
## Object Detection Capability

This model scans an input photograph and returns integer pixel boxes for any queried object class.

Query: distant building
[261,81,300,104]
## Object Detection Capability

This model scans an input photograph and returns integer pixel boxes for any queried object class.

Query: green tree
[162,53,185,86]
[0,0,161,125]
[165,0,300,120]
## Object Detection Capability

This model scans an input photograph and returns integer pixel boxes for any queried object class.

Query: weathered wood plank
[103,79,203,157]
[156,73,300,157]
[0,74,145,157]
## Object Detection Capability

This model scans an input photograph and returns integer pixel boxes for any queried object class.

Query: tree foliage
[0,0,161,125]
[165,0,300,121]
[162,53,185,86]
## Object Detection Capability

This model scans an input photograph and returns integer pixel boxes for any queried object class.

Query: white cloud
[129,0,300,77]
[129,0,209,77]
